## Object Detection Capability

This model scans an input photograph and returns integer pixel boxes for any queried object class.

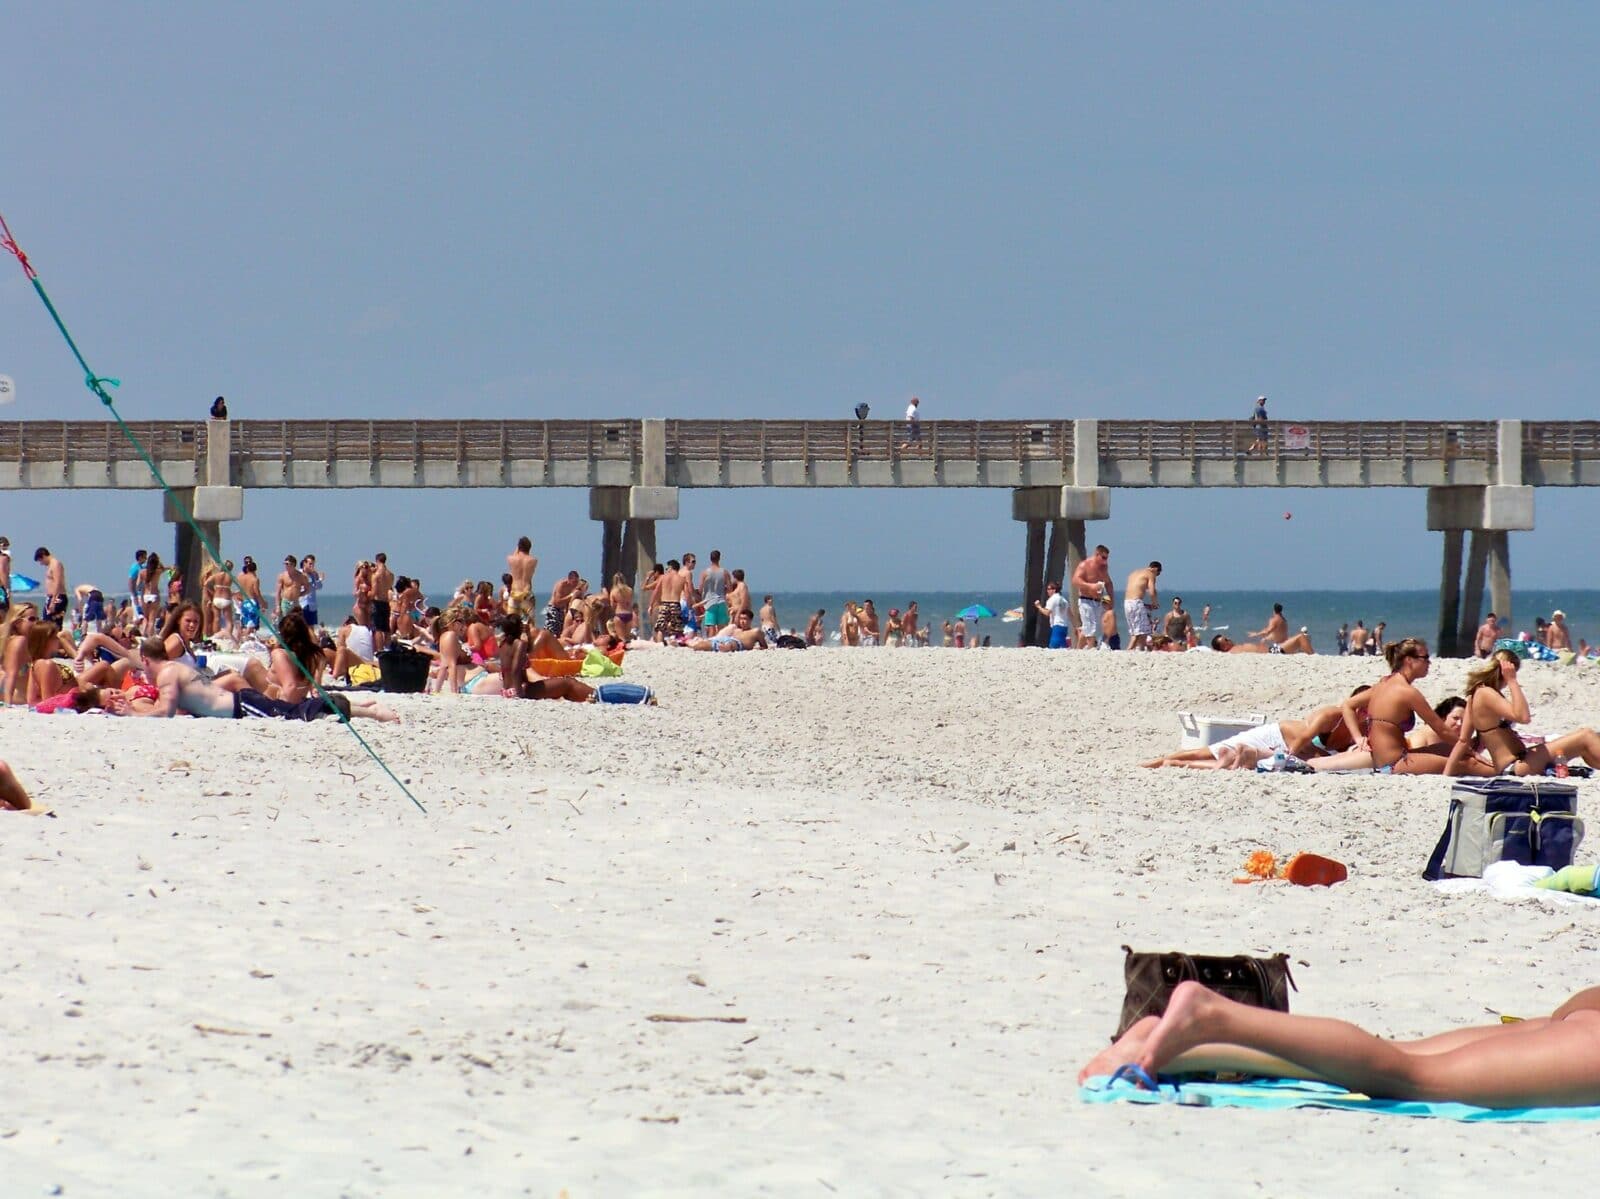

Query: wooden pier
[3,416,1588,653]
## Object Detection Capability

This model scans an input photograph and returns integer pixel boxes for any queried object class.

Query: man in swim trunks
[653,561,685,640]
[699,550,731,635]
[543,569,582,636]
[34,546,67,628]
[1249,601,1292,648]
[1474,612,1501,658]
[275,554,307,620]
[688,608,767,652]
[238,557,264,632]
[299,554,322,628]
[134,638,398,722]
[507,536,538,617]
[1123,561,1161,651]
[1034,581,1072,649]
[1071,544,1113,649]
[370,552,394,652]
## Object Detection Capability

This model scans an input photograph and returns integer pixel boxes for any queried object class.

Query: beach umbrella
[1002,607,1024,623]
[9,573,40,593]
[958,603,996,622]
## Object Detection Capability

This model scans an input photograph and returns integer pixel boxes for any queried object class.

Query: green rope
[11,244,424,813]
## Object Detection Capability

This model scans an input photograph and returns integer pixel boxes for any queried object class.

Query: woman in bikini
[1082,979,1600,1109]
[23,621,80,706]
[208,561,236,640]
[1446,649,1600,776]
[609,573,636,642]
[1343,639,1454,774]
[0,602,40,704]
[136,552,166,636]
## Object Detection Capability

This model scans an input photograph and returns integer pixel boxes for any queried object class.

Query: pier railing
[230,419,642,465]
[663,419,1075,462]
[21,417,1600,484]
[1098,420,1498,460]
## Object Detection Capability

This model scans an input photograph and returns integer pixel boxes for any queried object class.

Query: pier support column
[167,418,242,603]
[1458,530,1490,650]
[1487,531,1512,625]
[1020,519,1046,646]
[1013,485,1108,647]
[165,485,244,604]
[1437,529,1463,657]
[1428,483,1532,656]
[600,519,624,588]
[592,485,678,590]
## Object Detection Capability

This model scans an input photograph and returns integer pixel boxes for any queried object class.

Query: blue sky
[4,3,1598,596]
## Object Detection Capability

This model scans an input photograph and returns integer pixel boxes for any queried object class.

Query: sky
[3,3,1598,597]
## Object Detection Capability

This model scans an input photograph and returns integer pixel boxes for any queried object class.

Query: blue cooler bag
[1423,777,1583,881]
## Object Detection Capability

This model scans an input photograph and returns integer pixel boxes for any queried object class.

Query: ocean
[306,588,1598,653]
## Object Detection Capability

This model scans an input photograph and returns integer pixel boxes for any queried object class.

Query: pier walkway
[6,416,1592,653]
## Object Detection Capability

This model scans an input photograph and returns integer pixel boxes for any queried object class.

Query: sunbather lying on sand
[1081,979,1600,1109]
[1141,694,1365,769]
[1210,633,1314,655]
[134,639,398,722]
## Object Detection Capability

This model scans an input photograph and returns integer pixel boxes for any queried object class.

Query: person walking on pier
[1070,544,1113,649]
[898,396,922,452]
[1247,395,1269,454]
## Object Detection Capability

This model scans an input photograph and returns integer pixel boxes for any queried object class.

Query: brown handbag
[1114,945,1296,1040]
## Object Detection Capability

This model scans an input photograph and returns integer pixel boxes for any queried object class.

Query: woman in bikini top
[1448,649,1600,776]
[1346,639,1453,774]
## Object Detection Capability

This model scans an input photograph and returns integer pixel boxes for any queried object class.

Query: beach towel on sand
[1432,860,1600,907]
[1080,1073,1600,1123]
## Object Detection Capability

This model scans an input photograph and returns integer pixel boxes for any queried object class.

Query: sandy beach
[7,647,1600,1195]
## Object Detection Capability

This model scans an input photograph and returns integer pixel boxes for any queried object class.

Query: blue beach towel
[1081,1073,1600,1123]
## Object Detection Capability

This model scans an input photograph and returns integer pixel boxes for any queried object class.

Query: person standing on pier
[898,396,922,452]
[1070,544,1113,648]
[1247,395,1269,454]
[507,536,537,618]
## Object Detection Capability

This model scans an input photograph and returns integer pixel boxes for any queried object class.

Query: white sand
[6,649,1600,1194]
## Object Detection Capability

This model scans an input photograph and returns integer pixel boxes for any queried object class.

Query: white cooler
[1177,712,1267,749]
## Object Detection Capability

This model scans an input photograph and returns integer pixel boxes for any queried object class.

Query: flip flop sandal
[1107,1064,1211,1105]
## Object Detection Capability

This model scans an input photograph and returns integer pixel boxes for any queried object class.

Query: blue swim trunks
[240,598,261,629]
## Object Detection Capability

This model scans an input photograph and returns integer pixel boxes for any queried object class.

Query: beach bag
[774,634,807,650]
[377,646,430,693]
[1422,778,1582,881]
[1115,946,1295,1040]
